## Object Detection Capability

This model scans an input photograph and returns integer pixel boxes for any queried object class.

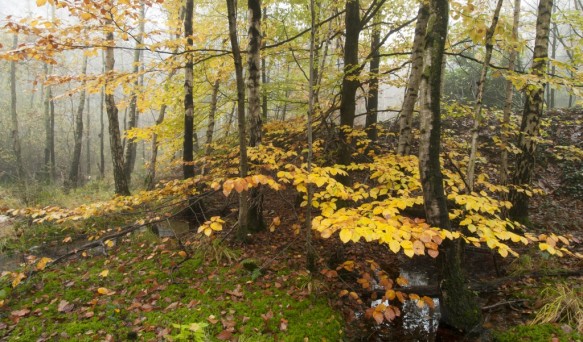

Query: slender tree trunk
[99,67,105,180]
[227,0,250,240]
[183,0,195,180]
[548,3,556,109]
[261,7,268,122]
[509,0,553,223]
[67,55,88,189]
[248,0,263,147]
[86,91,91,178]
[104,20,130,196]
[224,102,236,137]
[10,34,25,182]
[466,0,504,191]
[247,0,267,233]
[365,13,380,141]
[123,1,145,185]
[205,79,220,156]
[418,0,482,332]
[337,0,361,168]
[305,0,317,272]
[43,64,55,183]
[500,0,521,186]
[397,2,430,156]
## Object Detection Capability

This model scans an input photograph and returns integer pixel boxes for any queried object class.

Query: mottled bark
[123,0,145,184]
[183,0,195,180]
[104,21,130,196]
[509,0,553,223]
[365,13,380,141]
[43,64,55,183]
[247,0,267,233]
[466,0,504,191]
[248,0,262,147]
[10,34,25,181]
[86,91,91,177]
[500,0,521,186]
[397,2,429,156]
[68,55,88,189]
[227,0,250,240]
[418,0,481,332]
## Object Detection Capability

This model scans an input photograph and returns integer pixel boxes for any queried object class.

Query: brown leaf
[279,318,288,331]
[372,310,384,324]
[164,302,179,312]
[57,300,74,313]
[11,309,30,317]
[384,307,396,321]
[208,315,219,324]
[216,329,233,340]
[261,310,273,322]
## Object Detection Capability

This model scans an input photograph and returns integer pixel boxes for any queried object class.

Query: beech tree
[67,55,88,189]
[509,0,554,222]
[417,0,481,332]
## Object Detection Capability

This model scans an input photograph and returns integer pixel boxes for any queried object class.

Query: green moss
[494,323,581,342]
[1,239,343,341]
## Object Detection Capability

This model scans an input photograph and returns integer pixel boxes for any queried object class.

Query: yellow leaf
[339,290,349,297]
[389,240,400,254]
[12,273,26,288]
[339,229,352,243]
[104,240,114,248]
[210,222,222,231]
[178,251,187,258]
[36,257,53,271]
[36,0,47,6]
[80,12,92,21]
[99,270,109,278]
[97,287,111,295]
[223,179,235,197]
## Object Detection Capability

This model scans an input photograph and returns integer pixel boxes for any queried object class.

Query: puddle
[356,257,442,341]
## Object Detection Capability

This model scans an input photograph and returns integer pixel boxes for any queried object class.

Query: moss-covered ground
[0,231,343,341]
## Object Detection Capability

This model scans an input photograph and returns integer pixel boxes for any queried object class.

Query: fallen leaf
[57,300,74,313]
[99,270,109,278]
[261,310,273,322]
[216,330,233,340]
[279,318,288,331]
[11,309,30,317]
[208,315,219,324]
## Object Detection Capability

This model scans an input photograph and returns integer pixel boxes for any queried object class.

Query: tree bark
[227,0,251,241]
[509,0,553,223]
[418,0,482,332]
[123,0,145,185]
[183,0,195,180]
[10,34,25,182]
[365,13,380,141]
[67,55,88,189]
[205,79,220,156]
[247,0,267,233]
[337,0,361,168]
[104,20,130,196]
[500,0,521,186]
[86,90,91,178]
[43,64,55,183]
[466,0,504,191]
[397,2,430,156]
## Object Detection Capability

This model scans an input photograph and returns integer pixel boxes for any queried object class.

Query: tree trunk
[500,0,521,186]
[67,55,88,189]
[104,20,130,196]
[418,0,482,332]
[509,0,553,223]
[305,0,318,272]
[227,0,251,241]
[365,13,380,141]
[337,0,360,168]
[123,0,145,185]
[43,64,55,183]
[183,0,195,180]
[397,2,430,156]
[10,34,25,182]
[261,7,268,123]
[247,0,267,233]
[205,79,220,156]
[86,91,91,178]
[466,0,504,191]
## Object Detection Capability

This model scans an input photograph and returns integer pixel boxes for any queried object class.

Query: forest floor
[0,109,582,341]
